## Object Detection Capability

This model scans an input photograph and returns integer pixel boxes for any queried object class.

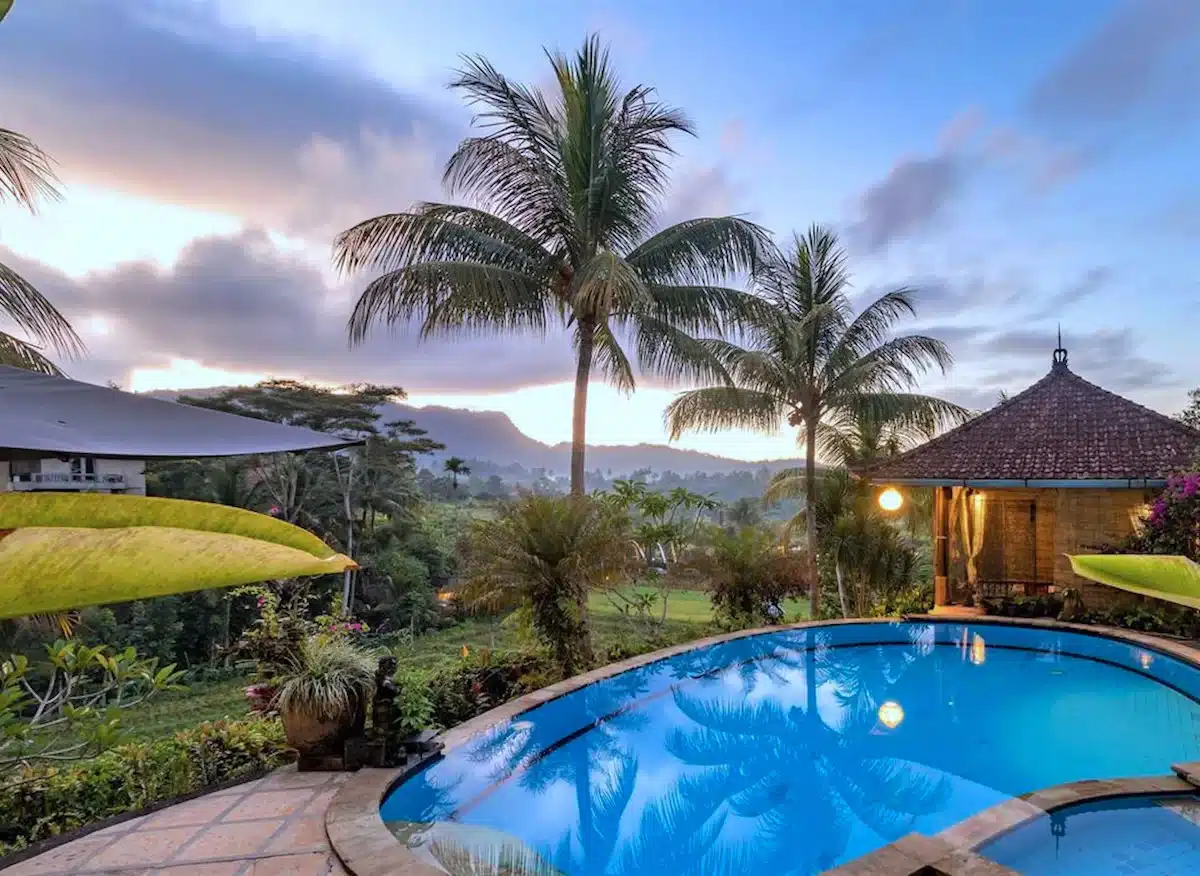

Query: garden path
[5,767,350,875]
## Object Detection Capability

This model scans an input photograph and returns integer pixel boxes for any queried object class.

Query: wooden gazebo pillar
[933,486,952,607]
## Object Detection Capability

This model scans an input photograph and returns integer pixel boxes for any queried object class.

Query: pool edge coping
[325,615,1200,876]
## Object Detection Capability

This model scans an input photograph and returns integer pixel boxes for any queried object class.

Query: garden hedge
[0,717,292,856]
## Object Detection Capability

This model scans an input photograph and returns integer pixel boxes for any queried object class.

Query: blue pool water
[980,794,1200,875]
[381,623,1200,875]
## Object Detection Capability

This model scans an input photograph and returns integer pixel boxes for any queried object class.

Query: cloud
[850,153,965,253]
[0,1,458,240]
[1027,0,1200,129]
[654,166,745,230]
[0,234,573,392]
[976,327,1174,391]
[1026,266,1113,319]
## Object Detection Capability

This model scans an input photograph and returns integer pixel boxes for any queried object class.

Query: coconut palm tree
[0,128,83,371]
[336,36,769,497]
[443,456,470,490]
[666,225,964,616]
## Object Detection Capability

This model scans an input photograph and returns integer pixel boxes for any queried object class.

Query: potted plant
[274,635,375,761]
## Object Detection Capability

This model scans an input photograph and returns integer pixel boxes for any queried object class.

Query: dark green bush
[0,718,291,855]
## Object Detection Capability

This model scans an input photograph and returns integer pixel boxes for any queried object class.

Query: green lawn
[106,587,807,738]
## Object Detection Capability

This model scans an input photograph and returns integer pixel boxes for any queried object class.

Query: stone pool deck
[3,767,351,875]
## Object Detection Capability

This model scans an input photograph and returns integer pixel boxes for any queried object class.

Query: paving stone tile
[0,836,117,875]
[263,816,328,854]
[222,789,316,821]
[146,796,240,829]
[150,863,244,875]
[245,852,336,874]
[261,769,339,791]
[87,826,206,869]
[91,815,150,838]
[171,821,284,862]
[210,778,263,797]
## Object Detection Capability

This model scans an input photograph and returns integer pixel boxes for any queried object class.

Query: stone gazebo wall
[1052,488,1153,606]
[943,487,1152,608]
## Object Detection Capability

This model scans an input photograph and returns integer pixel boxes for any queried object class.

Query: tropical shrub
[0,717,290,855]
[689,527,806,628]
[2,641,184,772]
[274,636,376,723]
[461,495,635,675]
[1130,472,1200,559]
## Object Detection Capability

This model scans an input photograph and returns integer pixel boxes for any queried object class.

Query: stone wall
[1052,488,1152,605]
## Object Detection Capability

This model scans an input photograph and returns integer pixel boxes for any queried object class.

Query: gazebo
[864,344,1200,610]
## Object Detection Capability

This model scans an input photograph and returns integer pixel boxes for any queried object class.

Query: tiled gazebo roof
[864,354,1200,485]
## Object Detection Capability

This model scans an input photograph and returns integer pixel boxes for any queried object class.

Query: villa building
[0,365,360,498]
[3,457,147,494]
[865,345,1200,609]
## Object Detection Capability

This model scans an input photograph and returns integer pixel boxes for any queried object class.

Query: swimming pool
[380,622,1200,875]
[979,794,1200,875]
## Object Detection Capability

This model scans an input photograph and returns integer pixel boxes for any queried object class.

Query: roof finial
[1053,324,1069,370]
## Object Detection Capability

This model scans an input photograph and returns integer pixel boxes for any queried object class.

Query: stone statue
[368,655,401,767]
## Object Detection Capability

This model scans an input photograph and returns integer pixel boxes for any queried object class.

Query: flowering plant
[1132,472,1200,559]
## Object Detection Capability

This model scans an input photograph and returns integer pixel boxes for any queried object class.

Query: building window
[10,459,40,482]
[70,457,96,477]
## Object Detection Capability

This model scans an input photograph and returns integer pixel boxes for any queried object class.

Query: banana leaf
[0,493,355,620]
[1067,554,1200,610]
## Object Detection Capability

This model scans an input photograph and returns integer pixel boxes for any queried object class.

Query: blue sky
[0,0,1196,460]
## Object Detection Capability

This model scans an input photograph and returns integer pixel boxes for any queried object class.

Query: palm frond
[590,320,636,393]
[334,205,550,277]
[665,387,785,439]
[347,261,552,343]
[639,283,773,336]
[821,287,918,378]
[571,251,650,319]
[630,314,732,387]
[626,217,771,285]
[0,128,60,210]
[443,137,572,246]
[0,261,83,358]
[827,334,954,398]
[0,330,61,374]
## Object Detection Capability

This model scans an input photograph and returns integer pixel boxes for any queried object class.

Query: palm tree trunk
[805,416,820,617]
[835,561,848,618]
[570,324,595,497]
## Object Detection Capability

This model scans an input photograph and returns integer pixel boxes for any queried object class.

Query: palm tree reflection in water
[403,631,952,876]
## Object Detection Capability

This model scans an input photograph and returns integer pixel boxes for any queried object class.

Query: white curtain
[953,489,987,600]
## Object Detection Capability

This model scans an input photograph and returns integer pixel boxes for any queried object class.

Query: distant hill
[146,388,802,477]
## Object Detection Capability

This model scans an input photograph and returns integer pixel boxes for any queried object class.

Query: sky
[0,0,1197,461]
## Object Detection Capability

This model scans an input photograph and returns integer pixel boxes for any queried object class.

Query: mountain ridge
[145,388,802,475]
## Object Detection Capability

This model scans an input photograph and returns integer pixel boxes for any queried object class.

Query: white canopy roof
[0,366,361,460]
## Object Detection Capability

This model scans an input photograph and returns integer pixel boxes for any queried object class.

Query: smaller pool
[979,794,1200,875]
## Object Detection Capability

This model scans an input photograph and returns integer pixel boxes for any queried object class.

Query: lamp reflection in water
[1138,651,1154,671]
[970,633,986,666]
[877,700,905,729]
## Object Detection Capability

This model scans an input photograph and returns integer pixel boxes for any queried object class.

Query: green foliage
[2,642,184,772]
[689,527,806,628]
[336,35,768,495]
[667,225,967,616]
[461,495,635,675]
[0,717,289,854]
[275,636,376,721]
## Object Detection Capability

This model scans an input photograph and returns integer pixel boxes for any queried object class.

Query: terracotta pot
[280,693,363,757]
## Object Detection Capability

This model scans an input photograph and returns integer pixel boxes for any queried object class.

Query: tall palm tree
[443,456,470,490]
[0,128,83,371]
[336,36,768,496]
[666,225,964,616]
